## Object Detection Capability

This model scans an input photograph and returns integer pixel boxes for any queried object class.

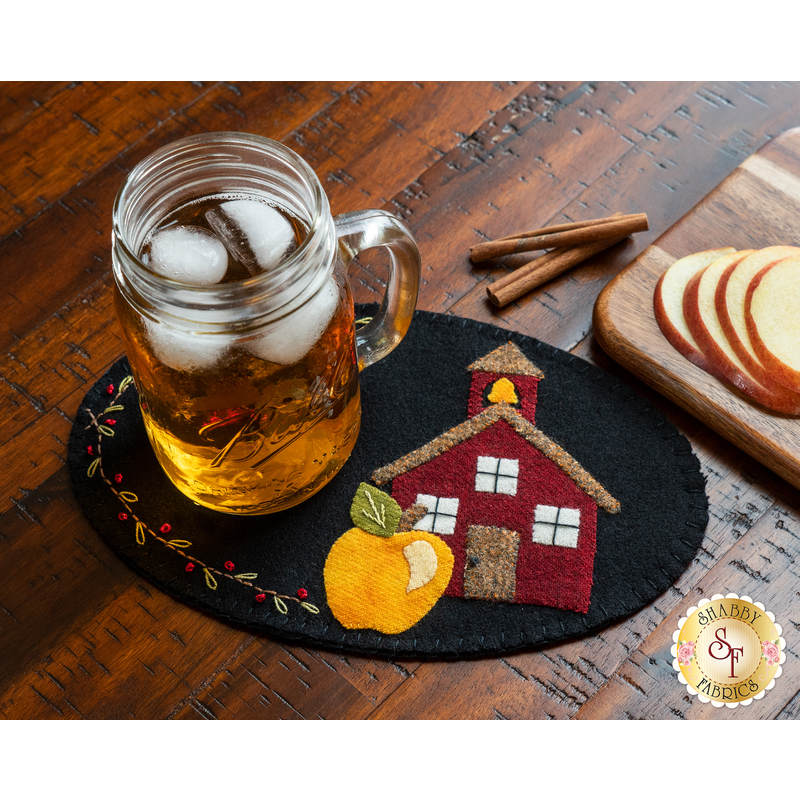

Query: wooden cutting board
[594,126,800,491]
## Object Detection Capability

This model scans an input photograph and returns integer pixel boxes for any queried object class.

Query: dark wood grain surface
[3,80,800,720]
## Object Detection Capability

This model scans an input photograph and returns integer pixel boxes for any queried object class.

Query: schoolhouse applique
[371,342,620,615]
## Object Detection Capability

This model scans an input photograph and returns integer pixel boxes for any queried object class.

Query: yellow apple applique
[324,483,454,634]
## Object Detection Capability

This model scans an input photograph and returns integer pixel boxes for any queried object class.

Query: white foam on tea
[147,225,228,285]
[247,278,339,365]
[206,199,296,275]
[145,319,228,372]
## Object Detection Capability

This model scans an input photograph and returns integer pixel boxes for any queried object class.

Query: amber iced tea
[115,192,361,514]
[112,133,420,515]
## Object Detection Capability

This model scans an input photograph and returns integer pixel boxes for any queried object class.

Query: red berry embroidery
[160,523,171,534]
[297,588,308,600]
[87,445,94,455]
[107,384,114,395]
[225,561,234,572]
[118,512,128,521]
[114,474,123,483]
[105,419,116,425]
[255,593,266,603]
[185,563,195,572]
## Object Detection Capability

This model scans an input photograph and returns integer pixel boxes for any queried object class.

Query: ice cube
[247,278,339,365]
[145,319,228,372]
[147,225,228,285]
[205,199,296,276]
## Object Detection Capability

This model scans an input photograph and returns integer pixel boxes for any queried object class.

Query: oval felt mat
[68,308,708,658]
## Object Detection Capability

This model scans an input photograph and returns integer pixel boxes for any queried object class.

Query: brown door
[463,525,520,602]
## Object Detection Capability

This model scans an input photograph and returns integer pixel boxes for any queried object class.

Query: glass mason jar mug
[112,132,420,515]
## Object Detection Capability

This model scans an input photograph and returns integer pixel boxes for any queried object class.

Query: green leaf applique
[349,482,402,538]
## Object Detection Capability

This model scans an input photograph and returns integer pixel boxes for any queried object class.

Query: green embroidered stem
[85,371,317,614]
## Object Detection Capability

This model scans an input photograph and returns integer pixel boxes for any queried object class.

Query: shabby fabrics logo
[672,593,785,708]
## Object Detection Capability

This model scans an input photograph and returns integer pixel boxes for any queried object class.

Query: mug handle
[334,210,421,370]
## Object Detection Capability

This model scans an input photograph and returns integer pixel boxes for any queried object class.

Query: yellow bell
[487,377,518,405]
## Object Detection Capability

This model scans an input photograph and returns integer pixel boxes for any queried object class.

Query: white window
[415,494,460,535]
[475,456,519,496]
[532,505,581,548]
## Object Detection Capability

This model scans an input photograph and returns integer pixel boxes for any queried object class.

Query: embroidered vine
[84,374,319,616]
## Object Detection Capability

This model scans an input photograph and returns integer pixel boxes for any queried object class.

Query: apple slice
[683,250,800,414]
[716,245,800,384]
[683,250,754,381]
[654,247,736,378]
[747,255,800,394]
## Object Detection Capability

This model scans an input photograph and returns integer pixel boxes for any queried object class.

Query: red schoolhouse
[371,343,620,614]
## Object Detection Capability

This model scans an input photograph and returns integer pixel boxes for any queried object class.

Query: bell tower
[467,342,543,424]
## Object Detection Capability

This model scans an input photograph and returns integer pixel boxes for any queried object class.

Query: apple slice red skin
[683,255,800,414]
[683,252,751,388]
[716,246,800,387]
[654,275,721,377]
[746,258,800,395]
[653,248,735,381]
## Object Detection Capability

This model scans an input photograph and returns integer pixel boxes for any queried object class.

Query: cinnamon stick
[493,212,644,242]
[488,246,571,295]
[471,213,648,263]
[487,212,625,291]
[486,233,629,307]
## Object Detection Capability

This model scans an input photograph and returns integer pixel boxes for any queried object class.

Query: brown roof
[467,342,544,378]
[370,403,620,513]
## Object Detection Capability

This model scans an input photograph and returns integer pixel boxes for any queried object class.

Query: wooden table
[3,81,800,720]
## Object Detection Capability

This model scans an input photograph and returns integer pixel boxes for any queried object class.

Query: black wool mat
[68,308,708,658]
